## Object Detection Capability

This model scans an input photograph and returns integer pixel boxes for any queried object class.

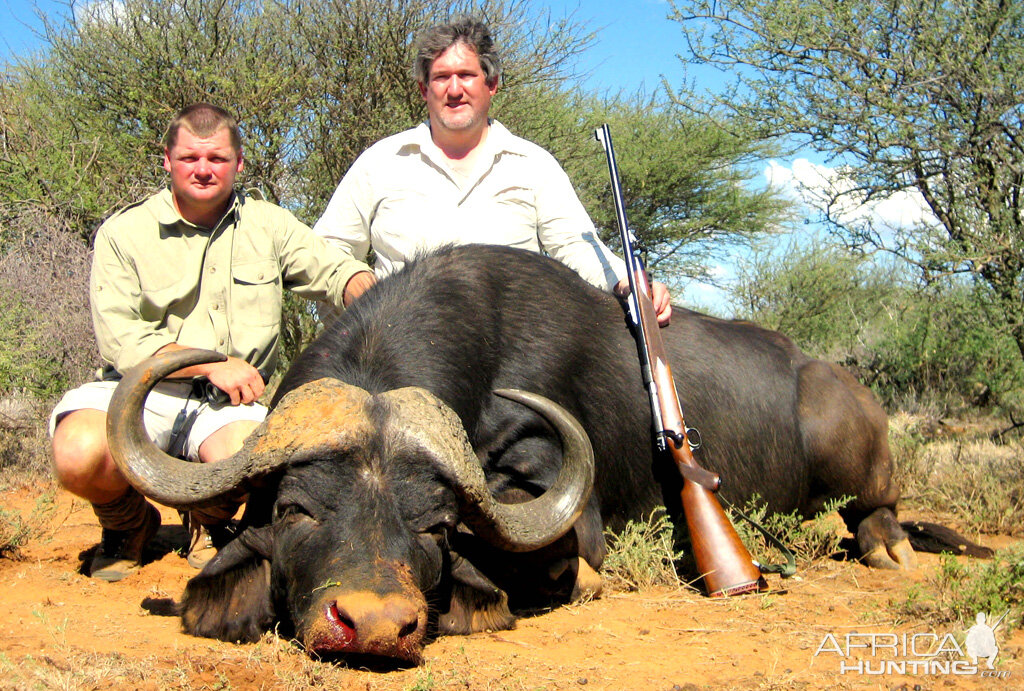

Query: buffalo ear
[180,525,275,643]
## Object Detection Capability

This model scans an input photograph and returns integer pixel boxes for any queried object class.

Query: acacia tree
[567,93,789,289]
[670,0,1024,358]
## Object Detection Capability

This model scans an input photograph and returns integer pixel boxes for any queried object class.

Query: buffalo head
[106,348,594,663]
[105,352,593,663]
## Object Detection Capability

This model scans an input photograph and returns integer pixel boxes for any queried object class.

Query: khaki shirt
[314,121,627,292]
[91,188,371,376]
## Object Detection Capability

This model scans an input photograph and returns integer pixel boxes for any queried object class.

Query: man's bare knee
[51,409,126,502]
[199,420,260,463]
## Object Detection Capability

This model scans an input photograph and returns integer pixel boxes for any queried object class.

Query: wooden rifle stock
[595,125,766,597]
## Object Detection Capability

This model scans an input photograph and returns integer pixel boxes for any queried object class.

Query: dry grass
[890,411,1024,536]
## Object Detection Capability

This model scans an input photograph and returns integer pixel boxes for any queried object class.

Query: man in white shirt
[314,16,672,324]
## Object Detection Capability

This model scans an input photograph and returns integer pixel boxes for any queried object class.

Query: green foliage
[733,240,1024,412]
[602,497,854,594]
[732,240,896,360]
[672,0,1024,375]
[602,507,685,591]
[894,546,1024,634]
[567,93,791,290]
[2,0,790,384]
[729,494,852,568]
[0,293,69,399]
[864,284,1024,411]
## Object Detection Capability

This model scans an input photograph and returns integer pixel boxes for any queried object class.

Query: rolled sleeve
[274,204,372,308]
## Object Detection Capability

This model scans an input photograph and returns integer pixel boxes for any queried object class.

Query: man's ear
[236,149,244,173]
[418,81,428,99]
[163,148,172,173]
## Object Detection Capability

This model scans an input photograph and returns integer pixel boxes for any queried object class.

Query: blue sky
[2,1,688,89]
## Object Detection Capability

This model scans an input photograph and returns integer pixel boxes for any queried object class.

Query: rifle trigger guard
[685,427,702,451]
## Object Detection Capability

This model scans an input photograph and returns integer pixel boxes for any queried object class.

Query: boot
[185,519,234,569]
[90,487,161,582]
[182,497,242,570]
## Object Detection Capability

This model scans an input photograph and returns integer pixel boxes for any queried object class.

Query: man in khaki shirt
[50,103,376,582]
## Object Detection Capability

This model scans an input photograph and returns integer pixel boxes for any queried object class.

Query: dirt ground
[0,485,1020,691]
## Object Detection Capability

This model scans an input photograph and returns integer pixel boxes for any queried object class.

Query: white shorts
[49,380,268,462]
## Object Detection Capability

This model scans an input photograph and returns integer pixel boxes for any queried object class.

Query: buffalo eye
[273,501,316,524]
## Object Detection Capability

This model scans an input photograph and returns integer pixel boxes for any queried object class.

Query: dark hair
[163,103,242,154]
[412,16,501,85]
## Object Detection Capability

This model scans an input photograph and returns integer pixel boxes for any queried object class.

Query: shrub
[602,508,685,591]
[894,546,1024,634]
[728,494,852,569]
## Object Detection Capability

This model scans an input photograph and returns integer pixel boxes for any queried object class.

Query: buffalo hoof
[571,557,603,601]
[861,537,917,570]
[301,589,427,664]
[857,508,917,570]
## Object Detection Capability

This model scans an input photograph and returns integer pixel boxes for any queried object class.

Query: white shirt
[314,121,626,292]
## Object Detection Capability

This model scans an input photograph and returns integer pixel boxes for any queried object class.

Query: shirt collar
[155,187,241,232]
[407,119,529,161]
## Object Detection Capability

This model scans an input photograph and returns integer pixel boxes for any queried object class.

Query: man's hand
[204,357,265,405]
[614,279,673,326]
[343,270,377,306]
[156,344,265,405]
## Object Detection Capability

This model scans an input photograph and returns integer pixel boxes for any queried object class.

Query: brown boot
[90,488,161,582]
[182,506,239,570]
[185,519,234,569]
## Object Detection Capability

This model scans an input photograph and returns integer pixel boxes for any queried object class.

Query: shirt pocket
[231,258,282,327]
[138,273,195,323]
[487,186,540,248]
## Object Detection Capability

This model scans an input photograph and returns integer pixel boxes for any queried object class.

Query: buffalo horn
[379,387,594,552]
[107,349,373,508]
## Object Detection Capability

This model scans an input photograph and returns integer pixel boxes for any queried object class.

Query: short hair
[412,16,501,85]
[162,103,242,154]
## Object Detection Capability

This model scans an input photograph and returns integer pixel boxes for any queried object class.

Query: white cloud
[765,159,939,231]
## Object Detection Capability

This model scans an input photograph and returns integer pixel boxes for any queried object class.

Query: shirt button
[209,267,217,274]
[258,273,264,280]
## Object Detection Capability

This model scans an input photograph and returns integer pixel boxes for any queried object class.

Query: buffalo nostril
[384,600,421,640]
[398,619,418,639]
[326,602,357,644]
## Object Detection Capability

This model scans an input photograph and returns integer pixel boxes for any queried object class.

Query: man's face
[163,127,243,224]
[419,42,498,134]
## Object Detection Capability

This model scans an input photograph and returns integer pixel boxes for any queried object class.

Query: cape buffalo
[107,244,973,664]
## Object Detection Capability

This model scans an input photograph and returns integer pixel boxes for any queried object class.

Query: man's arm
[312,154,375,263]
[92,225,269,404]
[272,203,376,310]
[91,226,179,374]
[532,150,672,324]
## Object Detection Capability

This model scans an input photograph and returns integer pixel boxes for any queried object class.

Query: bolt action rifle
[594,124,767,597]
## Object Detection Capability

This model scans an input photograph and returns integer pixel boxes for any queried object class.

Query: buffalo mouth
[298,570,428,665]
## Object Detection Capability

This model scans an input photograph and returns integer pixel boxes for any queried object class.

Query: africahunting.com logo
[814,610,1012,678]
